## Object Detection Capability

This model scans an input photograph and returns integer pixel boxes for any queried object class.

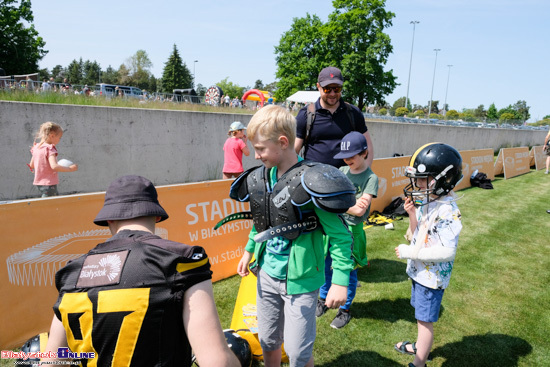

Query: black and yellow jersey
[53,230,212,367]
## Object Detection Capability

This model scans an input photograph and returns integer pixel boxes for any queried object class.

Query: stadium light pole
[427,48,441,118]
[405,21,419,112]
[193,60,198,87]
[443,64,453,116]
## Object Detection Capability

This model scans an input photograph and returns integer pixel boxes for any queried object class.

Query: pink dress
[31,143,59,185]
[223,137,246,173]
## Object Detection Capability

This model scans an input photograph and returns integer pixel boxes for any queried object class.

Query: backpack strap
[302,103,317,157]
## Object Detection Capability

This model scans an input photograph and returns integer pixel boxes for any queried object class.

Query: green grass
[2,170,548,366]
[213,169,550,366]
[0,90,258,114]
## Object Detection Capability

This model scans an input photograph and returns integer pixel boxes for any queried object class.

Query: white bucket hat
[229,121,247,131]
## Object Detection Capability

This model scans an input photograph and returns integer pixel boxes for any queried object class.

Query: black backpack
[470,172,494,189]
[382,197,408,217]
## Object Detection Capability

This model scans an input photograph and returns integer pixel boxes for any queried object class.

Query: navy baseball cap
[318,67,344,87]
[333,132,368,159]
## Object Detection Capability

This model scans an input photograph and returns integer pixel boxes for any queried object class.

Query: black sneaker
[330,309,351,329]
[315,299,329,318]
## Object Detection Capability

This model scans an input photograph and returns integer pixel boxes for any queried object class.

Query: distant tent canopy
[285,91,320,104]
[242,89,275,107]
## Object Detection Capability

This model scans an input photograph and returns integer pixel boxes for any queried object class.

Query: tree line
[3,0,548,124]
[381,97,542,125]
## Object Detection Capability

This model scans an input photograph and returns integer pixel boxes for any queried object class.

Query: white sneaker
[545,171,549,174]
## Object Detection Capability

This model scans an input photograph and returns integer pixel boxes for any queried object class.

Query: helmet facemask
[403,166,435,206]
[403,164,456,207]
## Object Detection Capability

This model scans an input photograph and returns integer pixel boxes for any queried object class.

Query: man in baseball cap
[317,66,344,87]
[294,66,375,169]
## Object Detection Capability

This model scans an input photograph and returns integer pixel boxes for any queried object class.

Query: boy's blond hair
[247,105,296,146]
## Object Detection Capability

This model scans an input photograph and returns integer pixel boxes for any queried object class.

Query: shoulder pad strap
[230,165,262,202]
[301,163,356,213]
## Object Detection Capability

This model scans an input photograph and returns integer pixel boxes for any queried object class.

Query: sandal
[394,341,433,361]
[394,341,416,356]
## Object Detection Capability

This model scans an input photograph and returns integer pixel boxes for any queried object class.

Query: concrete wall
[1,101,546,201]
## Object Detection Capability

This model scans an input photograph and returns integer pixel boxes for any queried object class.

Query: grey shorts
[37,185,58,197]
[257,268,318,367]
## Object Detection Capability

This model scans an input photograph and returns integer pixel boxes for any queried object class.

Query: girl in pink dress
[223,121,250,179]
[29,122,78,197]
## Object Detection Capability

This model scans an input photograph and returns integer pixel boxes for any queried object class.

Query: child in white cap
[223,121,250,179]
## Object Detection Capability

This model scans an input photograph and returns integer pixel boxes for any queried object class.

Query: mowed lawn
[213,168,550,367]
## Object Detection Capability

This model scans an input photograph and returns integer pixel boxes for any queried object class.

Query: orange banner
[369,149,494,212]
[454,149,495,191]
[370,156,411,212]
[495,147,531,179]
[529,146,546,170]
[0,148,507,348]
[1,180,250,348]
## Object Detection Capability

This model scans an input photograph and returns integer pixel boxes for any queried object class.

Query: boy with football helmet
[394,143,463,367]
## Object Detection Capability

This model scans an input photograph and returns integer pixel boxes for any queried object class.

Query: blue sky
[32,0,549,121]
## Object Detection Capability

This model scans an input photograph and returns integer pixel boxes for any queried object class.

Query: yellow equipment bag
[230,271,289,363]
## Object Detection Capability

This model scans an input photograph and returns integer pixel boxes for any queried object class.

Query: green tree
[101,65,118,84]
[274,0,396,110]
[413,109,425,118]
[325,0,396,110]
[82,60,100,86]
[487,103,498,120]
[390,97,406,116]
[161,45,192,93]
[378,107,387,116]
[38,68,49,81]
[196,83,207,96]
[125,50,153,89]
[427,100,439,114]
[254,80,264,90]
[264,81,277,93]
[51,65,64,82]
[499,112,515,124]
[474,104,486,119]
[117,64,131,85]
[146,75,157,93]
[217,77,244,99]
[274,14,327,100]
[67,58,83,85]
[460,112,476,122]
[395,107,408,117]
[446,110,459,120]
[512,100,530,122]
[0,0,47,74]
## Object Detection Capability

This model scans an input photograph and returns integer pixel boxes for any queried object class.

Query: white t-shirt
[406,196,462,289]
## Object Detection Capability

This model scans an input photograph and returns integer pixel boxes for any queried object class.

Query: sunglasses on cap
[322,86,342,94]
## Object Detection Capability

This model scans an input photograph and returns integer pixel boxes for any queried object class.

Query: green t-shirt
[339,166,379,226]
[258,162,295,280]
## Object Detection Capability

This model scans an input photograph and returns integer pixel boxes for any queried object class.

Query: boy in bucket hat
[43,175,239,367]
[316,132,378,329]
